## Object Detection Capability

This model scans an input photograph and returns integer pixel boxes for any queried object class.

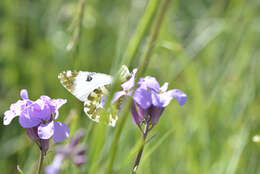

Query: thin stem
[138,0,172,76]
[17,165,25,174]
[132,123,149,174]
[123,0,160,66]
[106,99,132,174]
[132,146,144,174]
[67,0,86,67]
[137,123,144,134]
[37,151,44,174]
[74,0,85,60]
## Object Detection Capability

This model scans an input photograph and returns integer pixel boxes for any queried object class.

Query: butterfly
[58,65,131,126]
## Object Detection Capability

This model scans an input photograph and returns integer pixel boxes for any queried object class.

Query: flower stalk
[138,0,172,76]
[132,122,150,174]
[37,151,45,174]
[67,0,86,67]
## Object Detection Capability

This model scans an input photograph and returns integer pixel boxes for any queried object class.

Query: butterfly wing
[58,66,131,127]
[58,71,112,101]
[58,70,116,125]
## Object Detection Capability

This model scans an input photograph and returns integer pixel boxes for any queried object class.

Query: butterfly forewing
[58,71,112,101]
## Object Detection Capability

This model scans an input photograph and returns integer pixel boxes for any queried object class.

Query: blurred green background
[1,0,260,173]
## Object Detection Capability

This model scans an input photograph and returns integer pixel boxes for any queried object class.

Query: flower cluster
[45,129,87,174]
[113,69,187,129]
[3,89,69,153]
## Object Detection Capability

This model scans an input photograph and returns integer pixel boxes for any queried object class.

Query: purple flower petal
[53,121,70,142]
[3,110,18,125]
[41,139,50,154]
[51,99,67,110]
[55,145,70,155]
[38,121,55,139]
[138,76,160,92]
[45,154,64,174]
[121,68,137,91]
[160,83,168,92]
[40,96,57,113]
[19,106,42,128]
[33,100,52,121]
[72,145,87,166]
[20,89,29,100]
[39,97,66,118]
[69,129,85,147]
[151,91,174,107]
[136,104,147,121]
[152,89,187,107]
[131,102,141,125]
[50,99,67,119]
[150,106,164,125]
[100,96,107,107]
[26,127,40,142]
[168,89,187,106]
[72,154,86,166]
[112,91,126,103]
[133,87,152,109]
[10,100,28,116]
[151,91,161,107]
[40,95,51,101]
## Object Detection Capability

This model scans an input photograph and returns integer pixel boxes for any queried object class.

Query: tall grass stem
[138,0,172,76]
[67,0,86,68]
[123,0,159,66]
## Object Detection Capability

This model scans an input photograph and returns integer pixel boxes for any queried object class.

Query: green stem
[68,0,86,67]
[74,0,85,59]
[123,0,160,66]
[106,99,132,174]
[37,151,44,174]
[132,123,149,174]
[17,165,25,174]
[138,0,172,76]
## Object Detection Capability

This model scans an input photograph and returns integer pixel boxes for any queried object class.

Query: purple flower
[45,129,87,174]
[132,76,187,125]
[113,70,187,127]
[3,89,69,146]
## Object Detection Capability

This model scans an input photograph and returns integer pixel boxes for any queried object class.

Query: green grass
[0,0,260,174]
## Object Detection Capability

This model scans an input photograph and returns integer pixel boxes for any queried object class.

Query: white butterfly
[58,65,131,126]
